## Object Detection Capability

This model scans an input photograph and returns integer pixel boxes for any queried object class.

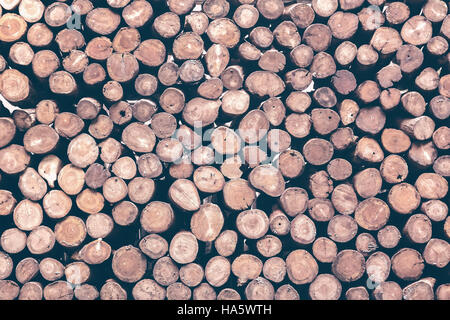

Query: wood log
[39,258,64,282]
[112,246,146,283]
[1,228,27,254]
[31,51,59,80]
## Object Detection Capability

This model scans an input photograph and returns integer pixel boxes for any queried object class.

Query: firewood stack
[0,0,449,300]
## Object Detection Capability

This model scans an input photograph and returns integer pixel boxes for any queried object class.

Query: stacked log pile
[0,0,449,300]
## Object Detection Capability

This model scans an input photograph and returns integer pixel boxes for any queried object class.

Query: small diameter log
[55,29,85,53]
[179,263,204,288]
[331,128,356,150]
[436,285,450,301]
[112,201,138,227]
[205,256,231,287]
[182,98,220,127]
[13,200,43,231]
[57,164,85,196]
[312,237,337,263]
[137,153,162,178]
[0,13,27,43]
[231,254,263,285]
[65,262,90,286]
[18,167,47,201]
[43,281,73,300]
[309,171,333,199]
[54,112,84,139]
[328,215,358,243]
[331,183,358,215]
[355,137,384,163]
[346,287,369,300]
[381,129,411,154]
[101,280,127,300]
[77,240,111,265]
[167,283,191,300]
[377,225,401,249]
[380,155,408,185]
[27,226,55,255]
[103,177,128,203]
[332,250,365,282]
[9,42,34,66]
[36,100,59,125]
[0,280,20,300]
[434,156,450,177]
[86,8,120,35]
[27,22,53,47]
[218,289,241,300]
[279,187,308,217]
[403,214,432,244]
[309,274,342,300]
[391,248,424,281]
[134,74,157,97]
[132,279,165,300]
[0,144,31,174]
[356,233,378,256]
[0,69,32,103]
[275,284,299,300]
[334,41,357,66]
[191,204,224,242]
[39,258,64,282]
[0,252,14,280]
[153,12,180,39]
[38,155,62,188]
[168,179,200,211]
[193,283,217,300]
[278,150,305,179]
[403,279,435,300]
[153,256,179,286]
[366,252,391,284]
[215,230,238,257]
[423,239,450,268]
[54,216,87,248]
[256,235,281,257]
[140,201,174,233]
[286,250,318,285]
[86,213,114,238]
[185,12,209,35]
[303,139,334,166]
[140,234,168,260]
[112,246,146,283]
[245,277,274,300]
[236,209,269,240]
[415,173,448,200]
[76,189,104,214]
[74,285,99,301]
[327,158,352,181]
[13,109,36,132]
[388,183,421,214]
[89,115,114,140]
[353,168,382,198]
[408,141,438,167]
[1,228,27,254]
[169,231,198,265]
[401,16,432,46]
[373,281,403,300]
[19,282,43,300]
[358,43,379,67]
[421,200,448,222]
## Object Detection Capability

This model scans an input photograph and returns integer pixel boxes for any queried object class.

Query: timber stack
[0,0,449,300]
